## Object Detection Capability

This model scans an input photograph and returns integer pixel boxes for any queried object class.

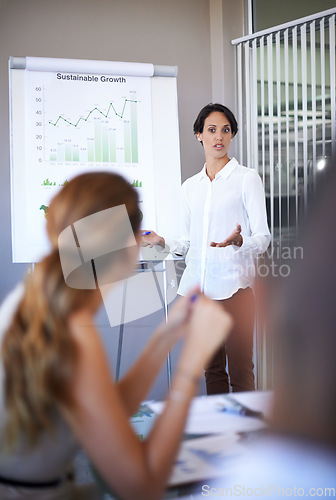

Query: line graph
[48,98,137,128]
[18,64,156,263]
[45,96,139,164]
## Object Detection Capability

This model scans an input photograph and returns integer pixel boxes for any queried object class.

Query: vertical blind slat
[244,42,252,167]
[329,15,336,158]
[320,18,326,157]
[276,31,282,247]
[260,37,266,186]
[284,29,290,236]
[237,43,243,164]
[301,24,308,213]
[292,26,299,234]
[267,34,274,250]
[252,39,259,172]
[310,21,317,189]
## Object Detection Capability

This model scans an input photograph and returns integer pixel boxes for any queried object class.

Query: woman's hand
[210,223,243,247]
[158,286,201,344]
[139,230,165,249]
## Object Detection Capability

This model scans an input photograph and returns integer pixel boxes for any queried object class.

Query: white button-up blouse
[165,158,271,300]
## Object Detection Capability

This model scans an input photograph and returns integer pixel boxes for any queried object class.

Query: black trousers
[205,287,255,394]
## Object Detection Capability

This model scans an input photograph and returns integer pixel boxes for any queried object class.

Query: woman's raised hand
[139,230,165,249]
[155,287,232,371]
[159,286,201,342]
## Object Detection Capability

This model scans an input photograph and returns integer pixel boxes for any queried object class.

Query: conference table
[131,390,274,499]
[95,391,273,498]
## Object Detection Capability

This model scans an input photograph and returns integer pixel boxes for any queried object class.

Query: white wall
[0,0,214,300]
[0,0,245,398]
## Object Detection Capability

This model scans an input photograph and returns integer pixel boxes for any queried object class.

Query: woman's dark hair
[193,103,238,138]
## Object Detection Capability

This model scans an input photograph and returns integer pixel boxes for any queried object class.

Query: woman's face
[196,111,234,161]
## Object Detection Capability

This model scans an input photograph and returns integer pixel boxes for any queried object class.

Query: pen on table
[219,405,264,419]
[219,396,264,419]
[141,231,151,236]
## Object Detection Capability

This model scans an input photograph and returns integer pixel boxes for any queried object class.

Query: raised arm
[116,287,199,416]
[64,295,231,500]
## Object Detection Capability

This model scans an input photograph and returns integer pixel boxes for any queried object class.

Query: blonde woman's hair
[1,172,140,449]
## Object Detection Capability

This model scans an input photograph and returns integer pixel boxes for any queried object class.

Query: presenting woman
[0,172,231,500]
[141,103,270,394]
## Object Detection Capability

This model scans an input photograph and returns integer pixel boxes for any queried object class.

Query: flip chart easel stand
[115,260,172,388]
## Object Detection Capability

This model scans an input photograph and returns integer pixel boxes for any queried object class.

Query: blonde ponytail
[2,250,91,449]
[1,172,140,450]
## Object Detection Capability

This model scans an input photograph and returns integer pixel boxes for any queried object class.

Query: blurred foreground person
[195,167,336,498]
[0,172,232,500]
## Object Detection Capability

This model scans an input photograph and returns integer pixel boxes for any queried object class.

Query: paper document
[168,433,246,486]
[149,392,273,436]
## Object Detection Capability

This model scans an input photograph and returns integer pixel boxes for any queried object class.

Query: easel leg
[115,279,128,381]
[150,260,171,389]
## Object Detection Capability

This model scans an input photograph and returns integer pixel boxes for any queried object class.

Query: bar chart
[47,98,139,165]
[23,67,156,260]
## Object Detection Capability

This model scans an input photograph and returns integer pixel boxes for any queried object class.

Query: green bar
[72,146,79,162]
[102,126,109,162]
[95,121,102,162]
[131,101,138,163]
[109,129,116,163]
[50,151,57,161]
[79,147,86,163]
[87,140,94,162]
[65,143,71,161]
[58,146,65,162]
[124,121,131,163]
